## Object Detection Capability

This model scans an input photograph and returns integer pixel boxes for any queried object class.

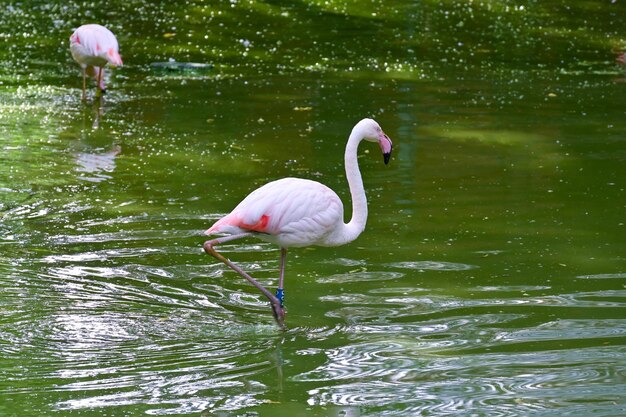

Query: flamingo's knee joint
[203,240,216,254]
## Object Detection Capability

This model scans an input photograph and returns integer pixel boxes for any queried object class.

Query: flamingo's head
[355,118,393,165]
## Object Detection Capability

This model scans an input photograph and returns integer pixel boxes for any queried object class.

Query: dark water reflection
[1,0,625,416]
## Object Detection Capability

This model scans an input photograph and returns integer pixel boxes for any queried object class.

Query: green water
[1,1,625,416]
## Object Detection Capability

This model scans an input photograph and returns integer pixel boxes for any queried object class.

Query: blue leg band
[275,288,284,307]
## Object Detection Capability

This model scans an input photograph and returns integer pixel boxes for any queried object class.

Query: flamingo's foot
[271,301,286,330]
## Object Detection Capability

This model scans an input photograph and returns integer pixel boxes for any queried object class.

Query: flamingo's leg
[275,248,287,307]
[204,234,286,329]
[95,67,104,97]
[81,69,87,100]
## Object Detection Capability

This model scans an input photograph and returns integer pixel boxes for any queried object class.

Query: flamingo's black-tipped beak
[383,149,392,165]
[380,133,393,165]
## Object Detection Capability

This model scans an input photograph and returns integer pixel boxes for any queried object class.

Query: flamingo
[69,24,123,100]
[203,118,393,328]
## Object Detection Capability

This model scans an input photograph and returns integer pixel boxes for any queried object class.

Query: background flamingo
[70,24,123,99]
[204,118,393,328]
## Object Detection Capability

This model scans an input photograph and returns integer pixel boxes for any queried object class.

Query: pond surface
[1,1,625,416]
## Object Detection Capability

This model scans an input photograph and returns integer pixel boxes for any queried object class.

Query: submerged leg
[204,234,286,328]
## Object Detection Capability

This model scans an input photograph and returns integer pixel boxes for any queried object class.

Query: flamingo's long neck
[327,127,368,246]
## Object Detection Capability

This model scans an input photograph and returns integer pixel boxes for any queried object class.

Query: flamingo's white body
[208,178,348,248]
[69,24,122,99]
[204,118,393,328]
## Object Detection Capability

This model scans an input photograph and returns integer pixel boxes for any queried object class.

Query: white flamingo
[204,118,393,328]
[69,24,122,99]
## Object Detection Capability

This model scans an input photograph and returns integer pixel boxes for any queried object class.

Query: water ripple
[41,247,164,263]
[494,319,626,343]
[386,261,478,271]
[316,271,404,284]
[324,287,626,324]
[293,341,412,382]
[300,344,626,415]
[0,263,281,415]
[576,273,626,280]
